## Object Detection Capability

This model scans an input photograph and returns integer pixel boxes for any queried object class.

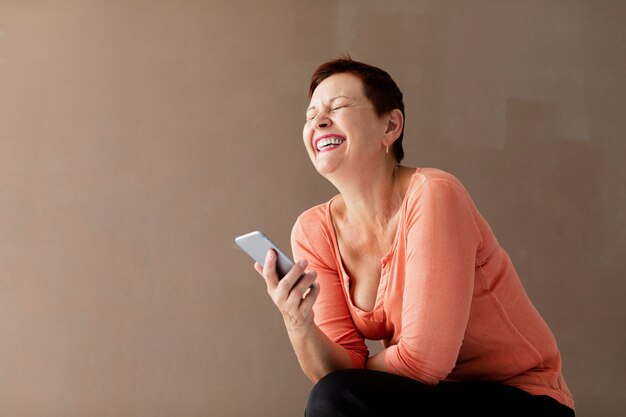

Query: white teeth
[316,137,345,151]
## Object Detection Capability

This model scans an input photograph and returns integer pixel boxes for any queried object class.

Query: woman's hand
[365,350,388,372]
[254,249,320,331]
[255,249,354,381]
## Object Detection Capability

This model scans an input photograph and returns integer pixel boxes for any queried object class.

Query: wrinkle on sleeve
[384,178,481,384]
[291,211,369,368]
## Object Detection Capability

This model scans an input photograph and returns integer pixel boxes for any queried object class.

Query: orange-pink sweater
[291,168,574,409]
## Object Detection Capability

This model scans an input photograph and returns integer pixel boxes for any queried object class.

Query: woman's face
[303,73,388,176]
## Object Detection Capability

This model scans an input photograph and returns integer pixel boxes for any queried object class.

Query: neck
[329,160,405,230]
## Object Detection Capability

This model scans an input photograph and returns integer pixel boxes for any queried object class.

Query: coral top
[290,168,574,409]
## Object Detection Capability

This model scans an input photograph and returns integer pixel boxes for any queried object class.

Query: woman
[254,57,575,416]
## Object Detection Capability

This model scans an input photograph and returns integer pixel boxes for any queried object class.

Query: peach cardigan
[291,168,574,409]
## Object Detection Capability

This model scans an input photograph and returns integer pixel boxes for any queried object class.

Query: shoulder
[293,200,331,233]
[411,167,466,189]
[291,198,336,250]
[406,167,472,201]
[403,168,480,230]
[401,168,483,248]
[290,199,339,268]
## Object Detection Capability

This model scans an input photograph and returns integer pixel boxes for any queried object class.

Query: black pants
[305,369,575,417]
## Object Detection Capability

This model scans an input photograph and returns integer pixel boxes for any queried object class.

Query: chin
[313,160,336,175]
[314,165,334,176]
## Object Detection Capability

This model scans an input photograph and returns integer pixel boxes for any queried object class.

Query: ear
[383,109,404,145]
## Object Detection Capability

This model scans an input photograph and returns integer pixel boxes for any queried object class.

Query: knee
[305,369,363,417]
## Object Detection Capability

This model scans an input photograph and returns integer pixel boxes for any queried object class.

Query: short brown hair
[309,56,405,163]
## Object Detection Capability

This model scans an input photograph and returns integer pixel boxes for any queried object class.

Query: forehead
[309,72,365,104]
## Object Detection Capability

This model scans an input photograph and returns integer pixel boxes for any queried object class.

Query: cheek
[302,125,312,147]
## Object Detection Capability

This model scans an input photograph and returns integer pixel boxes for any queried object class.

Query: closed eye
[305,103,349,122]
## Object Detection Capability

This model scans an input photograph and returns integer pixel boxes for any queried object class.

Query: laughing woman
[254,57,575,417]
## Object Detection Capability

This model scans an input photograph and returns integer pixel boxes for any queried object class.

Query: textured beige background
[1,1,624,416]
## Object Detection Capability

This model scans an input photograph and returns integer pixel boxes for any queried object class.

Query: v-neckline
[325,168,421,315]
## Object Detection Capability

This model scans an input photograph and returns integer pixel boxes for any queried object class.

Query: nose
[313,111,331,129]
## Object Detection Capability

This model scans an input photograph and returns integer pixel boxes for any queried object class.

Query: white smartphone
[235,231,295,279]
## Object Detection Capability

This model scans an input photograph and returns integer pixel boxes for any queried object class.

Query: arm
[255,252,354,383]
[291,214,370,373]
[255,213,369,382]
[376,178,481,383]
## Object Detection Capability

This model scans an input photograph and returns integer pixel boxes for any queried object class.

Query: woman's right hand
[255,250,354,382]
[254,249,320,331]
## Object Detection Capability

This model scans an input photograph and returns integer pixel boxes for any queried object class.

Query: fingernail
[299,259,308,268]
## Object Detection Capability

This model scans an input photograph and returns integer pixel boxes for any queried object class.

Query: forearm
[285,320,356,383]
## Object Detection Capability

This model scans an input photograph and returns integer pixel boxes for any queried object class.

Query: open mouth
[315,136,346,152]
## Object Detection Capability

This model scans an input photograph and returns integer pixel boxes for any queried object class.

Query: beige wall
[1,1,624,416]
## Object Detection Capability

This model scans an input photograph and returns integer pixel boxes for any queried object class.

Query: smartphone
[235,231,295,279]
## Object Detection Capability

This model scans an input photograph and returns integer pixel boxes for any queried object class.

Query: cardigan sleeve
[291,210,369,369]
[383,178,481,384]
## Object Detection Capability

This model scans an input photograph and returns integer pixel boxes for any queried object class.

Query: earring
[386,146,389,155]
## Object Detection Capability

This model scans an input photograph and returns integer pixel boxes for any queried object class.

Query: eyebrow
[306,95,351,112]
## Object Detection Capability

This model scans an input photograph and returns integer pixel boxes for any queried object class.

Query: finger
[298,282,320,319]
[274,259,308,306]
[299,281,320,314]
[292,270,317,299]
[284,270,317,310]
[278,259,308,294]
[262,249,280,289]
[254,262,263,275]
